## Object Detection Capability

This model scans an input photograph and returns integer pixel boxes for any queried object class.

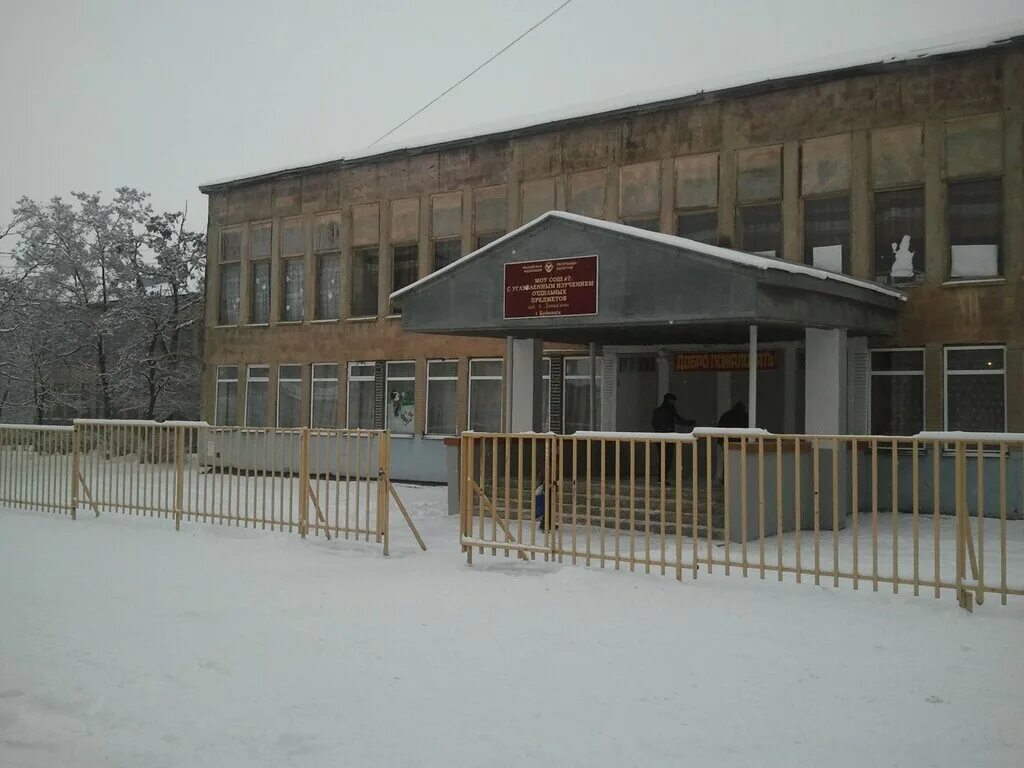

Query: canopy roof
[392,212,905,345]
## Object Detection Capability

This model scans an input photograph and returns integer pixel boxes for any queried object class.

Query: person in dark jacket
[650,394,695,485]
[716,401,748,429]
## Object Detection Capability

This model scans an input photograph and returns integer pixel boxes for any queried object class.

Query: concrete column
[748,324,758,427]
[783,344,798,434]
[805,328,848,434]
[508,338,544,432]
[782,140,800,262]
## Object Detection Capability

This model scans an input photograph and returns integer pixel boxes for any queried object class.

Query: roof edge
[199,34,1023,194]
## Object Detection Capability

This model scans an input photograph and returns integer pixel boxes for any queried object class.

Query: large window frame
[737,202,782,258]
[391,243,419,314]
[218,228,242,326]
[943,345,1006,434]
[351,246,379,319]
[868,348,924,437]
[280,257,305,323]
[432,238,462,272]
[386,361,416,436]
[310,363,339,428]
[873,186,925,285]
[947,177,1002,280]
[468,358,504,433]
[803,194,851,274]
[425,359,458,437]
[214,365,239,426]
[244,364,270,427]
[346,362,377,430]
[675,208,718,245]
[276,364,304,428]
[563,356,603,434]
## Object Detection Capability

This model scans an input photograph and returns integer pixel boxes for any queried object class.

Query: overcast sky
[2,0,1023,258]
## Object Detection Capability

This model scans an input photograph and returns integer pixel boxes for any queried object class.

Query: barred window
[869,349,924,436]
[945,346,1005,433]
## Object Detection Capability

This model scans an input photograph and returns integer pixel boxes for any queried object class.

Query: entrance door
[615,355,659,431]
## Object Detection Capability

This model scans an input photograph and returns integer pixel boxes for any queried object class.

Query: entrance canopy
[391,212,905,344]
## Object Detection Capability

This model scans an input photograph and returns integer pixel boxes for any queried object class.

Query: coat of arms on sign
[545,262,554,272]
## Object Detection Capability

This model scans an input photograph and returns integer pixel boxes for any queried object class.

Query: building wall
[202,46,1024,435]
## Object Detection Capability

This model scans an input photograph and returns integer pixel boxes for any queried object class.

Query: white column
[783,343,798,434]
[588,342,597,431]
[508,338,544,432]
[805,328,848,434]
[748,324,758,428]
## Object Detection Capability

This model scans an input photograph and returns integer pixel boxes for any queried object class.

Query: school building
[199,36,1023,482]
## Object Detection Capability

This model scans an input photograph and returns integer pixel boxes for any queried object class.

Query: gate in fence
[0,419,424,555]
[459,430,1024,612]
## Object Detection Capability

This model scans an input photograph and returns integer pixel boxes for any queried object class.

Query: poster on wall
[504,255,598,319]
[388,390,414,433]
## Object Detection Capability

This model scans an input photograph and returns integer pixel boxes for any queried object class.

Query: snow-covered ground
[2,486,1023,768]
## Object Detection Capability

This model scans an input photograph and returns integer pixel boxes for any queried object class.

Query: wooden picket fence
[0,419,425,555]
[460,430,1024,612]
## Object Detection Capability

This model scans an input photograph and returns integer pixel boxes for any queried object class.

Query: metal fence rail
[460,431,1024,611]
[1,419,425,555]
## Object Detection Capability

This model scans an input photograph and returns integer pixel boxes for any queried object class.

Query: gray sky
[2,0,1023,257]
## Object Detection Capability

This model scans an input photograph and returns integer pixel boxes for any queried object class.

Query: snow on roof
[198,28,1022,191]
[389,211,907,302]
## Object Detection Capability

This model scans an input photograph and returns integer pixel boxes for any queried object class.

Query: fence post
[377,432,390,555]
[174,426,185,531]
[298,428,309,538]
[70,424,80,521]
[955,441,973,612]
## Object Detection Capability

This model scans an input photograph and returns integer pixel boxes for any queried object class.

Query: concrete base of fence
[725,443,848,543]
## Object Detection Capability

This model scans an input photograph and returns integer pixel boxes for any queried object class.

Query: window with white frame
[386,361,416,435]
[347,362,377,429]
[245,365,270,427]
[869,349,924,436]
[426,360,458,436]
[277,364,304,427]
[563,356,603,434]
[944,346,1005,433]
[468,359,503,432]
[214,365,239,426]
[310,363,338,428]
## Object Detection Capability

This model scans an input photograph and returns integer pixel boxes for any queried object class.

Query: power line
[367,0,577,148]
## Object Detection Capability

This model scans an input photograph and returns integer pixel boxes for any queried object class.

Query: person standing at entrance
[714,401,748,483]
[651,393,695,483]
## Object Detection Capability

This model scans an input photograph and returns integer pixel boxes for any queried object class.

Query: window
[738,203,781,257]
[874,187,925,283]
[869,349,924,436]
[622,217,660,232]
[250,261,271,324]
[433,238,462,271]
[475,231,504,249]
[281,258,304,322]
[468,359,503,433]
[245,365,270,426]
[392,244,419,301]
[949,179,1001,279]
[315,253,340,320]
[218,229,241,325]
[352,247,379,318]
[426,360,458,436]
[310,363,338,428]
[676,210,718,245]
[347,362,377,429]
[277,364,304,427]
[804,195,850,273]
[214,365,238,426]
[386,361,416,435]
[563,356,603,434]
[944,346,1005,433]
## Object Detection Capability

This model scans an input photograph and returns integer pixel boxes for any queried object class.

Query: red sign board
[675,351,780,372]
[504,255,598,319]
